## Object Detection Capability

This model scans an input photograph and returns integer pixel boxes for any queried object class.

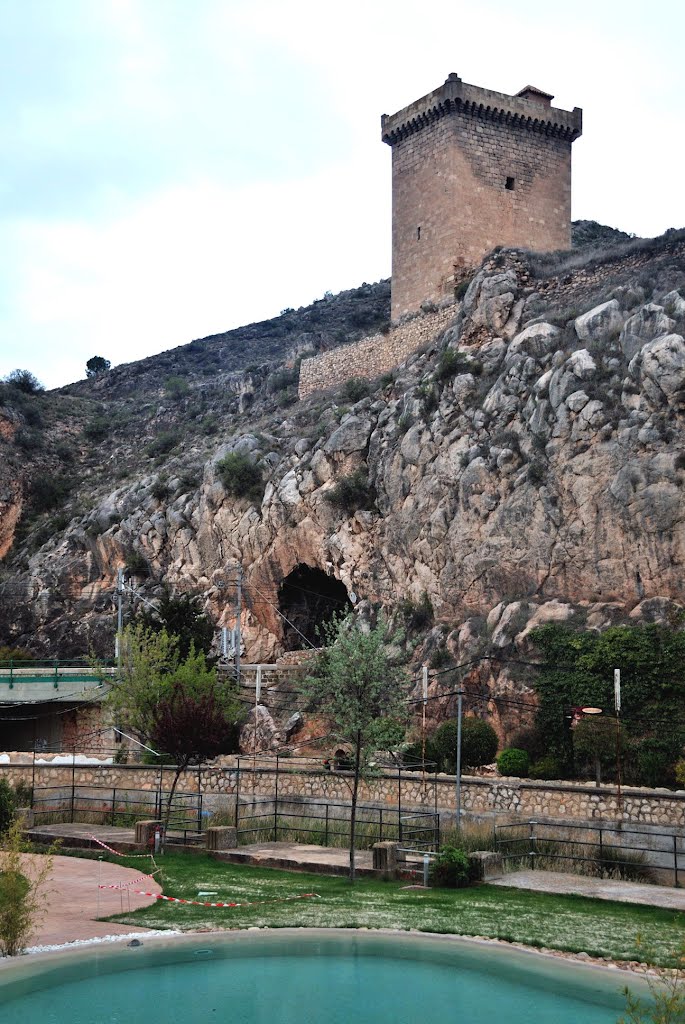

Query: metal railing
[236,796,439,851]
[30,784,204,842]
[495,819,685,886]
[0,659,115,689]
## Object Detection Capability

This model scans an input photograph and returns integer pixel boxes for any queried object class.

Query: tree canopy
[106,625,242,829]
[85,355,111,377]
[529,623,685,786]
[136,587,215,659]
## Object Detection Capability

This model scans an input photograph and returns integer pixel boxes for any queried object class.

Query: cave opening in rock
[278,564,352,650]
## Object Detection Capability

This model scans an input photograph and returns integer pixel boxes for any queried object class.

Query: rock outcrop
[1,230,685,741]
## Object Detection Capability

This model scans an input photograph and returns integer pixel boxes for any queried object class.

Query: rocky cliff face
[1,229,684,740]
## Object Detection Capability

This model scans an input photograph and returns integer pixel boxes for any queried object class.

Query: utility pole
[455,688,464,832]
[614,668,622,815]
[115,568,124,673]
[235,563,242,687]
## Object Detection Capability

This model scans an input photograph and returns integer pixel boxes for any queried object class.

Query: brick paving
[21,853,162,946]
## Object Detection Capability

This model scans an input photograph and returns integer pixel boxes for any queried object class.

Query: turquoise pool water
[0,931,636,1024]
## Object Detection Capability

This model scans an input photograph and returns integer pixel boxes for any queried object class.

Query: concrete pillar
[372,840,399,879]
[16,807,34,828]
[135,819,164,850]
[206,826,238,851]
[468,850,503,880]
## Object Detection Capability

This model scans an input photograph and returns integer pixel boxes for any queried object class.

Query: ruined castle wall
[298,306,454,399]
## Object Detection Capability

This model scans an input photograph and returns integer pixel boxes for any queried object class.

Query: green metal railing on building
[0,660,115,689]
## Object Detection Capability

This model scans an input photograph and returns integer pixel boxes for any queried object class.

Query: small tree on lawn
[299,615,408,883]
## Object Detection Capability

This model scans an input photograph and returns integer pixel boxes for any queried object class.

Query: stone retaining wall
[3,756,684,827]
[298,306,455,399]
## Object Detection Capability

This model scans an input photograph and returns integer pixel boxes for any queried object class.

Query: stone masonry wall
[3,756,685,829]
[298,306,454,399]
[389,109,572,320]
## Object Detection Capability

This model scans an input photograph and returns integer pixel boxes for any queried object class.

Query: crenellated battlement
[381,73,582,146]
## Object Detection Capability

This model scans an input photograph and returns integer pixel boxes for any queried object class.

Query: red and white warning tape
[98,871,160,891]
[123,891,321,908]
[89,835,154,859]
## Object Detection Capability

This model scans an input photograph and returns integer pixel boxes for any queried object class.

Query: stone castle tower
[382,73,583,320]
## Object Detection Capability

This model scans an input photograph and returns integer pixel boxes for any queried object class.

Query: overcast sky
[0,0,683,390]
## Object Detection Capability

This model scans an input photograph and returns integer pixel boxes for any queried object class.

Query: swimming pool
[0,930,640,1024]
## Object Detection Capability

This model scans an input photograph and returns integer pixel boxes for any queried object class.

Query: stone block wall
[298,306,454,399]
[3,755,685,830]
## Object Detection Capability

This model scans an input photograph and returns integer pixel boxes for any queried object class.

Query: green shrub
[124,549,148,575]
[429,845,471,888]
[417,383,438,415]
[164,375,190,399]
[430,718,498,772]
[12,781,33,807]
[4,369,44,394]
[0,819,54,955]
[429,646,452,669]
[0,779,16,835]
[325,468,375,514]
[85,355,111,378]
[399,592,434,631]
[340,378,370,403]
[528,755,563,780]
[201,415,218,436]
[497,748,530,777]
[216,451,264,503]
[83,416,109,441]
[146,431,180,458]
[435,349,471,381]
[528,459,546,484]
[676,758,685,786]
[30,474,73,514]
[151,477,168,501]
[268,367,297,392]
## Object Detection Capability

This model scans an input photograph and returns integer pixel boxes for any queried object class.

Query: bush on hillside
[325,469,375,514]
[216,452,264,504]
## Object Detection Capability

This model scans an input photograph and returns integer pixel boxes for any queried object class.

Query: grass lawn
[90,851,685,968]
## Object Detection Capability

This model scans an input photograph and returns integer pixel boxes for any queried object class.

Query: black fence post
[70,748,76,822]
[529,820,536,870]
[598,826,604,876]
[379,806,383,842]
[325,803,329,847]
[274,755,279,841]
[235,757,241,829]
[674,834,679,888]
[398,764,403,843]
[111,787,117,827]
